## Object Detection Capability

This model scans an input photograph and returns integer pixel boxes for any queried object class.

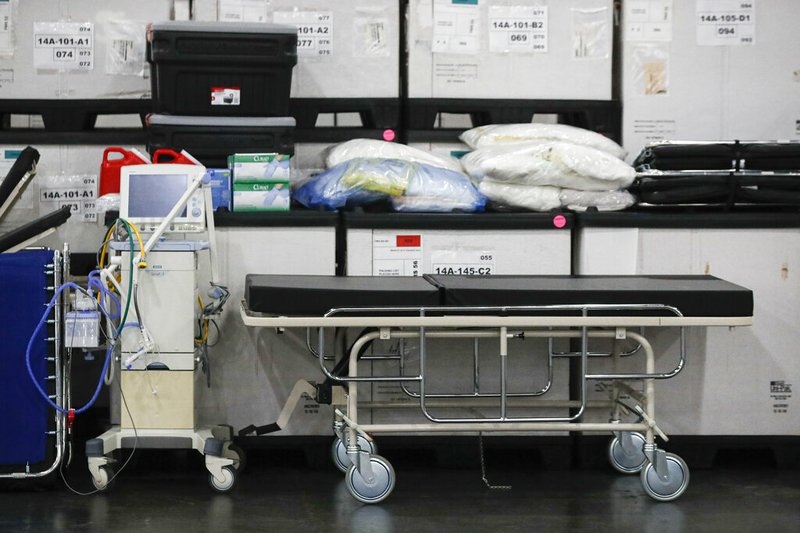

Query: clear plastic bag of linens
[324,139,463,172]
[294,158,485,212]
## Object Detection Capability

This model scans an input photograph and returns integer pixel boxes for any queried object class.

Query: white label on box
[105,20,147,76]
[33,22,94,71]
[111,39,135,63]
[434,61,478,86]
[0,68,11,86]
[273,10,333,58]
[219,0,269,22]
[39,175,98,223]
[625,0,673,42]
[488,5,548,54]
[632,118,677,142]
[770,380,792,415]
[432,0,480,55]
[354,14,389,58]
[211,86,241,105]
[431,249,495,276]
[696,0,755,46]
[572,7,611,59]
[373,232,423,277]
[0,1,12,56]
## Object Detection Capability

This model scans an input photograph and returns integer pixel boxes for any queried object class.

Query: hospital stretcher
[240,274,753,503]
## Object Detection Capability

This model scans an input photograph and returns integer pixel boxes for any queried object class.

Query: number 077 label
[273,11,333,58]
[33,22,94,71]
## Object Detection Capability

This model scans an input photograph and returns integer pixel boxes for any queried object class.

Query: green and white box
[229,153,291,182]
[232,181,290,212]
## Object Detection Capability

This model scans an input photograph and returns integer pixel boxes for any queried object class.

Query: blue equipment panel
[0,249,51,466]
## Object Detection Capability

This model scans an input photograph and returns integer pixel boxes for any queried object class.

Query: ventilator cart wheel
[608,433,647,474]
[225,443,247,473]
[209,465,238,494]
[332,435,378,473]
[91,466,115,492]
[640,453,690,502]
[345,455,395,504]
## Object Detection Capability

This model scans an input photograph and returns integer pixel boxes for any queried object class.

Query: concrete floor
[1,440,799,533]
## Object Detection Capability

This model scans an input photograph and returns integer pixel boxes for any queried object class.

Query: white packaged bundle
[461,141,635,191]
[559,189,636,212]
[325,139,463,172]
[460,123,626,160]
[478,180,561,212]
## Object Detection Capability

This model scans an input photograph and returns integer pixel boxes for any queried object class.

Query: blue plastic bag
[294,158,485,212]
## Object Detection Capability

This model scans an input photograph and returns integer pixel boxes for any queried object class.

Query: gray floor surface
[1,444,799,533]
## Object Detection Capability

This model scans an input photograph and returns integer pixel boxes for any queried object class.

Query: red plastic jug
[152,149,202,165]
[99,148,150,196]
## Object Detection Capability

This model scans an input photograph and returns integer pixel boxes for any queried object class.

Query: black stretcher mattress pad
[245,275,442,316]
[245,274,753,318]
[428,275,753,317]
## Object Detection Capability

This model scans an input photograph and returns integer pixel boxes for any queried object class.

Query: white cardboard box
[0,0,173,99]
[194,226,339,434]
[192,0,400,99]
[407,0,613,100]
[578,226,800,436]
[622,0,800,160]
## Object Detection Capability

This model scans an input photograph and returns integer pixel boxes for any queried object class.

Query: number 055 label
[33,22,94,71]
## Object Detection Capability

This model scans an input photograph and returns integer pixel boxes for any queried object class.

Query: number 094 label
[696,0,756,46]
[33,22,94,71]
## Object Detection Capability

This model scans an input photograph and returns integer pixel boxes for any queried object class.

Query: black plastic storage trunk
[148,22,297,117]
[147,115,296,169]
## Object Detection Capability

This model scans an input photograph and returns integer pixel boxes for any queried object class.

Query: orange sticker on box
[396,235,421,247]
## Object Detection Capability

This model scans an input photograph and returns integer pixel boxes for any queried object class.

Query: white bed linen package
[478,180,634,212]
[460,123,626,160]
[558,189,635,212]
[324,139,463,172]
[461,141,636,191]
[477,180,562,212]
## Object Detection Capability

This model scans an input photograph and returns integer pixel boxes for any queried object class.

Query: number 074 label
[33,22,94,71]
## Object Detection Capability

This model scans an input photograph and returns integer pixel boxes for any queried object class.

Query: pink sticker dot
[383,129,396,142]
[553,215,567,229]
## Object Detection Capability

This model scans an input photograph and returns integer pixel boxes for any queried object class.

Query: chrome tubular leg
[500,327,508,421]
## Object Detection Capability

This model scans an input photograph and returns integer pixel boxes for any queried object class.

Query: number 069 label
[33,22,94,71]
[488,5,548,54]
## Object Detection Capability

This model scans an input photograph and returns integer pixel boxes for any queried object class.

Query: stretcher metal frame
[240,299,752,504]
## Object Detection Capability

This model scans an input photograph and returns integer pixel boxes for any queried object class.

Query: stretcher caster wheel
[209,465,237,494]
[345,455,395,504]
[608,433,647,474]
[225,443,247,473]
[641,453,690,502]
[91,466,114,492]
[332,435,378,473]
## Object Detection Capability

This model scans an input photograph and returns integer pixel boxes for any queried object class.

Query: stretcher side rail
[246,302,696,383]
[240,301,753,329]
